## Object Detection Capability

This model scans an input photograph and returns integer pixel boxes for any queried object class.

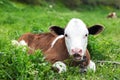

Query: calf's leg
[87,60,96,72]
[52,61,67,73]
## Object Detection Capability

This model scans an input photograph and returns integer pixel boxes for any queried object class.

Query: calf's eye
[85,34,88,37]
[65,34,68,37]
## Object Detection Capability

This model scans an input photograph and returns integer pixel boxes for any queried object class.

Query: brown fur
[18,32,90,67]
[18,32,57,53]
[44,38,69,64]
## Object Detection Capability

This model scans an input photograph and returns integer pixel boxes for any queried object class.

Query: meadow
[0,0,120,80]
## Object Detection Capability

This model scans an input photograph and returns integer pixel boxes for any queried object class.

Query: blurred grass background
[0,0,120,80]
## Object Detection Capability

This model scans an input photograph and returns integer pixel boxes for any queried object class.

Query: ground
[0,0,120,80]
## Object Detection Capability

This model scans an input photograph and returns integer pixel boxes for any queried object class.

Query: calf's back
[18,32,57,53]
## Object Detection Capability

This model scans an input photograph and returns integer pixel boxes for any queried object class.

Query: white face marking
[64,18,88,60]
[52,61,67,73]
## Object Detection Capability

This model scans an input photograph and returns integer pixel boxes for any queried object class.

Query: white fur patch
[52,61,67,73]
[87,60,96,72]
[12,40,19,46]
[51,35,64,48]
[11,40,27,51]
[19,40,27,46]
[12,40,27,46]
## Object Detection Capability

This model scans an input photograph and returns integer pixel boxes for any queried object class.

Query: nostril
[71,49,75,53]
[79,49,82,53]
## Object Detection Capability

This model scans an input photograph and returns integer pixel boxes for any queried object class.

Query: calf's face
[50,18,104,61]
[64,19,88,61]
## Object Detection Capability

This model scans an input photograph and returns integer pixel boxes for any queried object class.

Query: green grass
[0,0,120,80]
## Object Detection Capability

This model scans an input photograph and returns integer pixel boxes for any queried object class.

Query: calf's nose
[71,48,82,55]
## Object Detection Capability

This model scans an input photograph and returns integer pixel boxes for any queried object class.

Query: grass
[0,0,120,80]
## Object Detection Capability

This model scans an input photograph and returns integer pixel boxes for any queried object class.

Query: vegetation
[10,0,120,8]
[0,0,120,80]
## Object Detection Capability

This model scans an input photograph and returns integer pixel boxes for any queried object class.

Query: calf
[16,18,104,73]
[107,12,117,18]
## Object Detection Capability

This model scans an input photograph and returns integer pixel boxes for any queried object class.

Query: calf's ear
[88,25,104,35]
[49,26,64,35]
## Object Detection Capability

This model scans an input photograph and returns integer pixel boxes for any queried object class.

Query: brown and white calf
[107,12,117,18]
[12,18,104,73]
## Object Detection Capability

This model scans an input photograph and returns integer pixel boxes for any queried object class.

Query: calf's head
[50,18,104,61]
